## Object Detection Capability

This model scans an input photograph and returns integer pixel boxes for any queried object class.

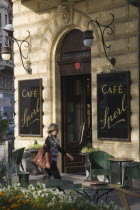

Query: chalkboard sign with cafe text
[19,79,42,136]
[97,71,130,141]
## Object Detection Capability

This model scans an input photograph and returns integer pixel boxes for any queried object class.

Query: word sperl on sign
[19,79,42,136]
[97,71,130,141]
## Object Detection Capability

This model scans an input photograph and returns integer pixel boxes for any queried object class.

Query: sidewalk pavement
[12,173,140,210]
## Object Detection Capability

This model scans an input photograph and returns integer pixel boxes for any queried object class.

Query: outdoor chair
[89,151,111,183]
[12,147,25,175]
[115,165,140,210]
[123,164,140,187]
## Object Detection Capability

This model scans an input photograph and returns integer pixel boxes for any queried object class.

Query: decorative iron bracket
[87,14,116,66]
[10,30,32,74]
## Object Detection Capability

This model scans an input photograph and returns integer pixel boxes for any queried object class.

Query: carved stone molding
[58,5,73,25]
[20,0,85,12]
[21,0,84,4]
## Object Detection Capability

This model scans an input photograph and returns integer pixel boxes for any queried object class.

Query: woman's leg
[43,168,52,179]
[50,161,61,179]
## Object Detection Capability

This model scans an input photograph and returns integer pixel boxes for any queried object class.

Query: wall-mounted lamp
[1,24,32,74]
[83,14,116,66]
[1,46,11,61]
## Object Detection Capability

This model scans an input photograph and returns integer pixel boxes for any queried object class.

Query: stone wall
[12,0,139,171]
[84,0,139,160]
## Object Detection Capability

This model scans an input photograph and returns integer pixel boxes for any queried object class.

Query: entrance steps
[61,172,85,184]
[12,172,86,184]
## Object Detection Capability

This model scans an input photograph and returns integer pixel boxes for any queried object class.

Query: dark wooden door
[61,74,92,173]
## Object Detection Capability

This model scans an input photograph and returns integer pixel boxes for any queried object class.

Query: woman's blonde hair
[48,123,59,133]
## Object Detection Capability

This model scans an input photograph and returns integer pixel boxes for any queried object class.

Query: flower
[8,199,13,203]
[0,183,120,210]
[0,192,3,195]
[16,204,20,207]
[11,203,20,208]
[11,204,16,208]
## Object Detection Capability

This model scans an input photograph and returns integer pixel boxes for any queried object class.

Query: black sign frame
[18,79,43,137]
[97,71,131,141]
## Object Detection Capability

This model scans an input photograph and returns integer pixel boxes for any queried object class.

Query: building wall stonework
[13,0,139,170]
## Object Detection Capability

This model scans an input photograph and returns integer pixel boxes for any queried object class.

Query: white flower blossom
[0,183,122,210]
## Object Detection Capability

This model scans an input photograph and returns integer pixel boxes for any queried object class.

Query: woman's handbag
[34,147,51,169]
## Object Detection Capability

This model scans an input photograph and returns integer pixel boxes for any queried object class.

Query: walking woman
[43,123,74,179]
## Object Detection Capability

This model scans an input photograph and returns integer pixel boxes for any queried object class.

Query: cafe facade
[12,0,139,172]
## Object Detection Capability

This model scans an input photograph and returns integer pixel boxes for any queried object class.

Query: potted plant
[25,141,43,175]
[81,142,98,154]
[80,143,99,181]
[0,159,6,183]
[27,140,42,151]
[0,115,8,141]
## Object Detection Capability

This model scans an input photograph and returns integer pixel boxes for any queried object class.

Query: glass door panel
[61,74,92,173]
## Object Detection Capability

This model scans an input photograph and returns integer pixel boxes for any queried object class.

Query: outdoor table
[45,179,123,203]
[62,183,123,203]
[108,157,134,185]
[80,153,91,181]
[45,179,73,188]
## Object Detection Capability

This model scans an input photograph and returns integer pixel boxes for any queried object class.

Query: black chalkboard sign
[19,79,42,136]
[97,71,130,141]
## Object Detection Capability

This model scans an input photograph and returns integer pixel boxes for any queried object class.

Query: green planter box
[18,172,30,187]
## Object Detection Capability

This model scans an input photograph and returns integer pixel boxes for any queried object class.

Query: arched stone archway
[39,9,101,171]
[41,8,100,122]
[40,9,100,172]
[41,9,100,58]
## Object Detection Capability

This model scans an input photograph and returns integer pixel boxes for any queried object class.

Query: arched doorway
[58,29,92,173]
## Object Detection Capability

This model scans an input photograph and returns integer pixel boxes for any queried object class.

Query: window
[9,19,12,24]
[0,14,1,28]
[7,76,10,90]
[3,75,7,89]
[9,40,12,60]
[0,43,2,59]
[0,74,3,89]
[10,76,14,90]
[9,14,12,24]
[5,14,7,25]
